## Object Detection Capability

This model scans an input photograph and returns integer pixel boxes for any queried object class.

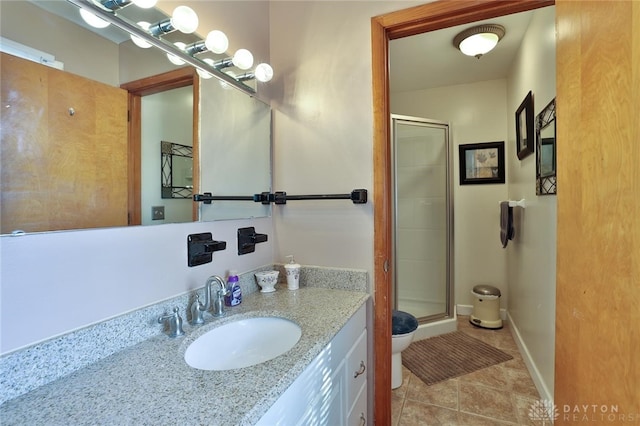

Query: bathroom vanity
[0,285,369,425]
[257,302,367,425]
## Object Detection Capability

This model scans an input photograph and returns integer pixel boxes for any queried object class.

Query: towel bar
[503,199,526,208]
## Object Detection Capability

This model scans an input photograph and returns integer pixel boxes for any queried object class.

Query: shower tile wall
[396,124,448,319]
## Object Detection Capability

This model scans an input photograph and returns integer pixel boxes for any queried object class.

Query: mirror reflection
[161,141,193,199]
[536,98,556,195]
[0,0,272,235]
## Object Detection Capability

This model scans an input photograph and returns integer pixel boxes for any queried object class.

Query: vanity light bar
[66,0,256,95]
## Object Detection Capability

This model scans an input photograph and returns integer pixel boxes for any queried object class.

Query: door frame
[371,1,554,423]
[121,67,200,225]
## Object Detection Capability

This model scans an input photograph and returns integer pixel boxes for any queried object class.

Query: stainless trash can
[470,284,502,329]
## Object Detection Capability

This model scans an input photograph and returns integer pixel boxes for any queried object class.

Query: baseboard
[506,311,553,402]
[456,304,507,320]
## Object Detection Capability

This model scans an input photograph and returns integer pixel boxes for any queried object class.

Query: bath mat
[402,331,513,386]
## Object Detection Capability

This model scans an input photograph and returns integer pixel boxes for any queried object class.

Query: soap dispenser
[224,270,242,307]
[284,255,301,290]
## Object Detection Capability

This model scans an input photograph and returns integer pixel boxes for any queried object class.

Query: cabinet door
[296,360,345,426]
[347,381,368,426]
[345,330,367,412]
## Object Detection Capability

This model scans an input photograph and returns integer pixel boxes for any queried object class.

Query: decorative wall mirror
[536,98,556,195]
[161,141,193,199]
[516,91,535,160]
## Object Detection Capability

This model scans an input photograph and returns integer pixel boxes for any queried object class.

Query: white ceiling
[389,10,534,93]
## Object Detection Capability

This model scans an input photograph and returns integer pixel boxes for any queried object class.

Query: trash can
[470,284,502,329]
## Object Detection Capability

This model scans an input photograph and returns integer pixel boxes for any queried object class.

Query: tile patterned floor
[392,316,543,425]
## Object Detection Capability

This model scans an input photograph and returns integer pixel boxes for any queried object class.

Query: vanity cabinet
[256,304,368,425]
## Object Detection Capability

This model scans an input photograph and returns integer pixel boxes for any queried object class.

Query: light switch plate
[152,206,165,220]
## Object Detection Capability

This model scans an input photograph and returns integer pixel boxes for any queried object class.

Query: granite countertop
[0,286,368,426]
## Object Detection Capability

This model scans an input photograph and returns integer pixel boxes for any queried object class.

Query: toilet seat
[392,310,418,335]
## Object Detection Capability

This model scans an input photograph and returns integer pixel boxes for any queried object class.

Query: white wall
[506,6,557,399]
[268,1,420,279]
[0,218,273,354]
[392,79,510,308]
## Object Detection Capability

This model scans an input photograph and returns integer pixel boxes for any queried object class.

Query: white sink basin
[184,317,301,370]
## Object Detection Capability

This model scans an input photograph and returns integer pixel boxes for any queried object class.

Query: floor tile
[458,382,520,423]
[399,400,459,426]
[393,316,541,426]
[406,376,458,410]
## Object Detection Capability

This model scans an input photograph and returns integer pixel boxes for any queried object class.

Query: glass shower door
[392,115,453,322]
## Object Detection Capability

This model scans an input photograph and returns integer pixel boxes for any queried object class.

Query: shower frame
[391,114,454,324]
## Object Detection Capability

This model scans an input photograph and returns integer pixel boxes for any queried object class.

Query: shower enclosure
[392,115,453,324]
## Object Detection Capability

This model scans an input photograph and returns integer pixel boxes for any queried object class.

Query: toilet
[391,310,418,389]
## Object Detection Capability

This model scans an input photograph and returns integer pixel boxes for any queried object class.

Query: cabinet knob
[359,413,366,425]
[353,360,366,378]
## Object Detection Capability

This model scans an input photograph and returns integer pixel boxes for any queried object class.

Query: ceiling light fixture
[453,24,505,59]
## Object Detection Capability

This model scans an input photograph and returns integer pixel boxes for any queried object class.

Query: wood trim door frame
[120,67,200,225]
[371,1,554,423]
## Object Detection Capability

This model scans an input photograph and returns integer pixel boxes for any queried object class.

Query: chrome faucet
[158,307,185,338]
[190,275,229,323]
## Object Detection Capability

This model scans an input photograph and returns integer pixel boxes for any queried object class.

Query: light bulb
[204,30,228,55]
[196,58,215,79]
[130,21,152,48]
[132,0,157,8]
[254,63,274,82]
[459,33,499,57]
[232,49,253,70]
[79,8,110,28]
[167,42,187,66]
[171,6,198,34]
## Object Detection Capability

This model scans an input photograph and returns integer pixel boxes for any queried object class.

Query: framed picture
[459,141,505,185]
[515,91,534,160]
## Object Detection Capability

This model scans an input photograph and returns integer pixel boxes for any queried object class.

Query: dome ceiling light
[453,24,505,59]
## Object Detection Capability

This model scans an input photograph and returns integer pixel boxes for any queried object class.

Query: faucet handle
[190,294,205,325]
[158,307,185,338]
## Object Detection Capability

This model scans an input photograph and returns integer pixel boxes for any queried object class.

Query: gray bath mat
[402,331,513,386]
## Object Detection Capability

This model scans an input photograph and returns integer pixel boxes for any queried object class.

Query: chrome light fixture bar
[66,0,256,95]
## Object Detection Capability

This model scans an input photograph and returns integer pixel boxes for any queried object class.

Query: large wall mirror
[0,0,271,235]
[536,98,556,195]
